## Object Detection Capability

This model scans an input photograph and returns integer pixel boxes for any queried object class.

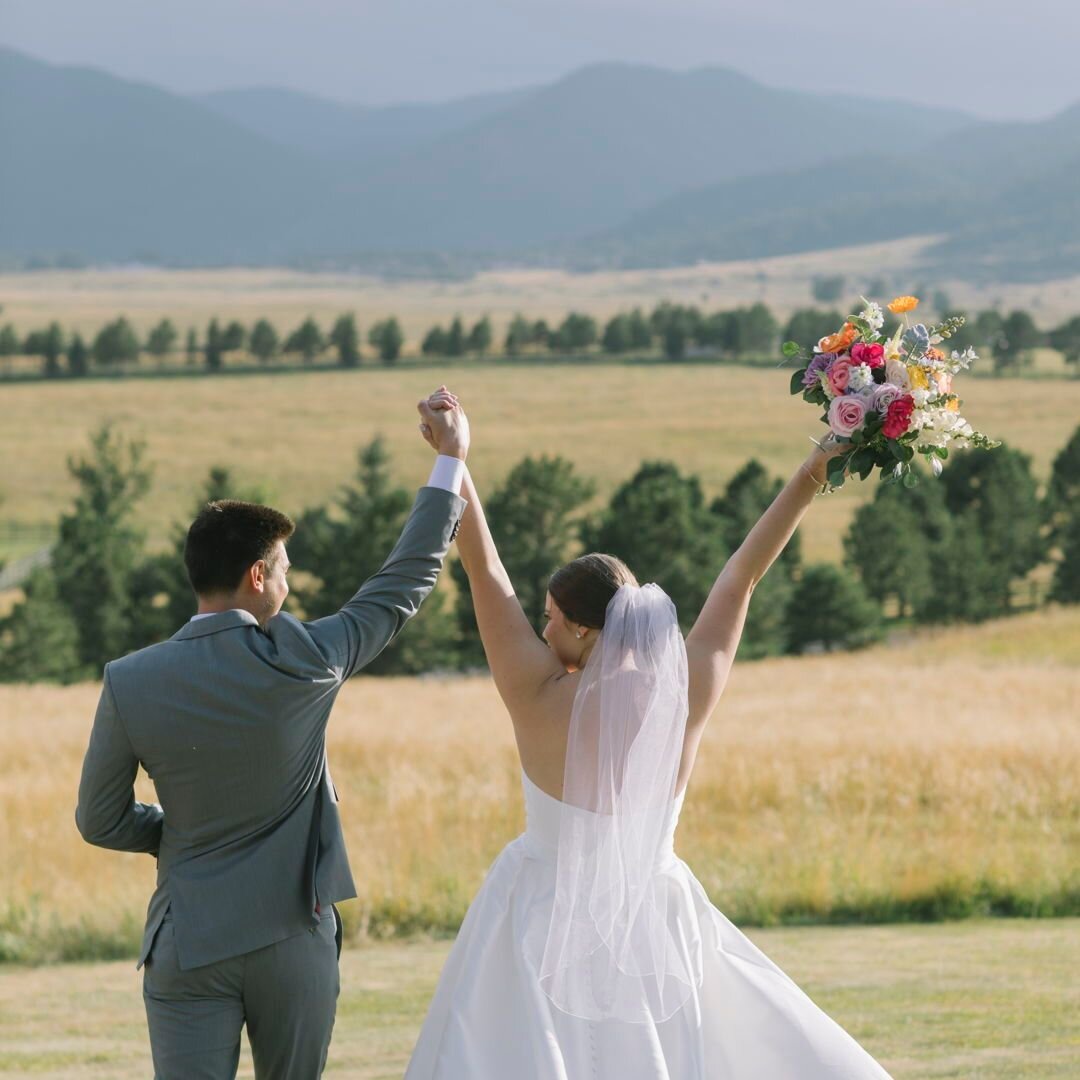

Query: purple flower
[802,353,834,388]
[872,382,903,413]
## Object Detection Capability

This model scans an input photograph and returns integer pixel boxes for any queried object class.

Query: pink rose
[872,382,902,413]
[935,372,953,395]
[828,394,867,438]
[850,342,885,368]
[825,357,853,396]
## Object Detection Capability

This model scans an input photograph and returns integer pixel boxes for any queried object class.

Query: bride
[407,389,892,1079]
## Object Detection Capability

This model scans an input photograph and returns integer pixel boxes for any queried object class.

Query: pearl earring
[575,630,583,639]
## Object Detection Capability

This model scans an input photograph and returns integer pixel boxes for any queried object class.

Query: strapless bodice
[519,769,685,867]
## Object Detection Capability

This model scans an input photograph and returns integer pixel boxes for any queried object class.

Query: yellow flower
[907,365,929,390]
[947,398,960,412]
[888,295,920,314]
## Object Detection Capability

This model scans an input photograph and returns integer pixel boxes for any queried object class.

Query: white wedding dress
[406,585,891,1079]
[405,770,892,1079]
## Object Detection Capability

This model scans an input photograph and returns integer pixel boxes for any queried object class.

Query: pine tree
[329,314,361,367]
[785,564,883,653]
[582,461,726,631]
[249,319,280,363]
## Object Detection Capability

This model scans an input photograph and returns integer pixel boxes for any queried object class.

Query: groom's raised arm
[304,393,468,680]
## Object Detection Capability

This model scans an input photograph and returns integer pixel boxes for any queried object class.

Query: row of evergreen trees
[2,424,1078,684]
[5,302,1079,377]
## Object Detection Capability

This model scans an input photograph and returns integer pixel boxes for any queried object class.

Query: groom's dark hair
[549,553,638,629]
[184,500,295,596]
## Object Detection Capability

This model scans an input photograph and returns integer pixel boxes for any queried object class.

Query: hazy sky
[2,0,1077,120]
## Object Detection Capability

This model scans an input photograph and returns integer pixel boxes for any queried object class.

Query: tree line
[2,423,1078,685]
[4,301,1079,378]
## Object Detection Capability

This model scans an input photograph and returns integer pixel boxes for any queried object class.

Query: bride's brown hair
[548,553,638,630]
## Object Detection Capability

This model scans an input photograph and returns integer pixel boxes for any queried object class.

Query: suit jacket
[76,486,466,971]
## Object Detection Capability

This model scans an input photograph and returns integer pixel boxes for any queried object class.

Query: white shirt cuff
[427,455,466,494]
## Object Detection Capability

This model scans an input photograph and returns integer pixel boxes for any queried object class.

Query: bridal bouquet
[784,296,998,490]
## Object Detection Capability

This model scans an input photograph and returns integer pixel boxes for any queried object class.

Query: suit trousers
[143,908,340,1080]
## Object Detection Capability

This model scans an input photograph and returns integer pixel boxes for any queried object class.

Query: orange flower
[888,295,920,314]
[926,347,946,361]
[818,322,858,354]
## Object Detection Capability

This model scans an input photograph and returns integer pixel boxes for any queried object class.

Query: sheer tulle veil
[537,582,698,1023]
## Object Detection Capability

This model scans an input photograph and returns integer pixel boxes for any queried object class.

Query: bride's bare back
[449,441,838,801]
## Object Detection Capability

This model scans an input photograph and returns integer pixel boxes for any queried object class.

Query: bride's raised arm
[451,466,567,711]
[684,437,844,732]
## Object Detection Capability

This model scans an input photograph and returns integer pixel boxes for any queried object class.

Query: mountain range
[1,45,1077,280]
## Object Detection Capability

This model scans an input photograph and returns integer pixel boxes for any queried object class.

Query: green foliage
[422,325,448,357]
[844,480,951,617]
[66,333,88,377]
[712,459,801,575]
[0,323,19,356]
[145,318,178,358]
[284,316,325,363]
[221,320,246,352]
[602,313,633,354]
[0,568,87,683]
[1050,508,1080,604]
[24,322,65,375]
[288,439,457,674]
[940,444,1045,612]
[91,317,139,366]
[204,317,224,371]
[369,317,404,363]
[330,313,361,367]
[249,318,279,363]
[782,309,845,350]
[650,302,702,360]
[504,314,532,356]
[994,310,1041,374]
[185,327,199,364]
[446,317,466,358]
[1048,315,1080,370]
[811,275,845,303]
[466,316,493,356]
[555,312,598,352]
[582,461,726,630]
[49,426,153,674]
[452,456,594,664]
[1044,425,1080,546]
[785,563,883,653]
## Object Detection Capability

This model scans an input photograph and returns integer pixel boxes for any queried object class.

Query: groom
[75,390,469,1079]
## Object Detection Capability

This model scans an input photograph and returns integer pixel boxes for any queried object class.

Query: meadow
[2,605,1077,967]
[2,920,1078,1078]
[3,357,1080,568]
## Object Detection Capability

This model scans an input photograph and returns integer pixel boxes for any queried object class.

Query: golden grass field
[2,605,1077,967]
[3,921,1079,1078]
[3,358,1080,568]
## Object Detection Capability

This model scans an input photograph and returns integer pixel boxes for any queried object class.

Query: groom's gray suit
[76,485,466,1079]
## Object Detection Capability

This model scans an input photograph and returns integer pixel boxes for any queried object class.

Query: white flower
[848,363,874,392]
[858,298,885,333]
[885,359,910,389]
[948,347,978,373]
[911,388,932,407]
[930,456,944,476]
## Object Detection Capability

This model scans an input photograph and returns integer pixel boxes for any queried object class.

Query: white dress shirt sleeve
[427,454,466,495]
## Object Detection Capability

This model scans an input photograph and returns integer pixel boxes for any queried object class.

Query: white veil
[538,583,695,1023]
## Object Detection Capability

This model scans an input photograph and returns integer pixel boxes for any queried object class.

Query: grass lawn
[1,920,1077,1078]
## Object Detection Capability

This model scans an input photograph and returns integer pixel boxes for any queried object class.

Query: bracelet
[800,462,826,488]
